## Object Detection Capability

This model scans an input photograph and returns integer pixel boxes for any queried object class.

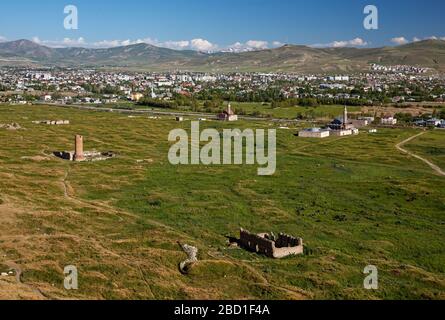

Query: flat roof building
[298,127,330,138]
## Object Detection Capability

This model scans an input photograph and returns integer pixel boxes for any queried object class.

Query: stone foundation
[238,228,303,259]
[54,135,116,162]
[33,120,70,125]
[54,150,116,162]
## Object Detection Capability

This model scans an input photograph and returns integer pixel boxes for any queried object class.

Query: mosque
[327,106,359,136]
[298,106,359,138]
[218,104,238,122]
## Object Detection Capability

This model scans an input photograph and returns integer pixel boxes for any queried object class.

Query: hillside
[0,105,444,299]
[1,39,445,73]
[331,40,445,70]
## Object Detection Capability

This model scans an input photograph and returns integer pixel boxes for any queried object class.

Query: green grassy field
[0,105,444,300]
[404,130,445,170]
[229,102,361,119]
[98,101,361,120]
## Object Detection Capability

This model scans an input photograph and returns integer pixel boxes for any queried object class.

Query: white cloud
[27,36,294,52]
[331,38,368,47]
[92,38,158,48]
[348,38,368,46]
[92,39,128,48]
[161,40,190,50]
[391,37,409,45]
[223,40,284,52]
[86,37,217,51]
[245,40,269,49]
[189,38,218,52]
[63,37,86,46]
[32,36,86,47]
[311,37,368,48]
[404,35,445,44]
[0,36,7,42]
[272,41,284,47]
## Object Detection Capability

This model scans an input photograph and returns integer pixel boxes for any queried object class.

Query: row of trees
[271,97,370,108]
[81,84,121,95]
[395,108,445,123]
[195,88,285,103]
[138,93,199,110]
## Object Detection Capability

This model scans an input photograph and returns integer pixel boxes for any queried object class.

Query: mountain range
[1,39,445,73]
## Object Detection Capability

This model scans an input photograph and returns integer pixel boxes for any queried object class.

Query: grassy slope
[403,129,445,170]
[0,105,444,300]
[101,40,445,73]
[102,102,361,120]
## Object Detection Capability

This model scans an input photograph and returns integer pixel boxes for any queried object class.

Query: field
[404,130,445,170]
[0,104,444,300]
[97,101,362,120]
[229,103,362,119]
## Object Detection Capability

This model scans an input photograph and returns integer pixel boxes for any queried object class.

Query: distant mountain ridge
[1,39,445,73]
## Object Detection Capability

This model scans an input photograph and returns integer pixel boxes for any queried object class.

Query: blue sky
[0,0,444,50]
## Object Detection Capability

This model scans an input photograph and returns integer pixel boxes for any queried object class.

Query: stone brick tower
[74,135,85,162]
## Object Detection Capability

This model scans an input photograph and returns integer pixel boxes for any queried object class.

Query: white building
[351,119,370,128]
[327,75,350,81]
[381,117,398,125]
[298,128,330,138]
[330,129,353,137]
[217,104,238,122]
[426,118,441,127]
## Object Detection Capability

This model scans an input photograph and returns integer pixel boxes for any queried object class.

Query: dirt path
[396,131,445,177]
[4,261,47,299]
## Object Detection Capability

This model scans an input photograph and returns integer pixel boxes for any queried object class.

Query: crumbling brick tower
[74,135,85,162]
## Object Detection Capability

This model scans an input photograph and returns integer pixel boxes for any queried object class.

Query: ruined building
[54,135,116,162]
[32,120,70,125]
[238,228,304,259]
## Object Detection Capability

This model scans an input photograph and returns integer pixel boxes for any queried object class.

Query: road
[36,102,304,123]
[396,131,445,177]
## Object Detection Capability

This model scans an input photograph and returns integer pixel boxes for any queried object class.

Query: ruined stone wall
[272,244,304,259]
[239,229,304,259]
[53,151,74,161]
[239,229,275,258]
[275,234,301,248]
[273,234,303,258]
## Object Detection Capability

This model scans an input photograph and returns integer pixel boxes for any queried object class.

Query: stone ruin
[237,228,304,259]
[54,135,116,162]
[0,123,23,130]
[33,120,70,125]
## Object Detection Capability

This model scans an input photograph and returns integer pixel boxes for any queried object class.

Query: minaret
[74,135,85,162]
[343,106,348,129]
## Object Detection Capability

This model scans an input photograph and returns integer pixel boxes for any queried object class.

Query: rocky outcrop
[178,242,198,274]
